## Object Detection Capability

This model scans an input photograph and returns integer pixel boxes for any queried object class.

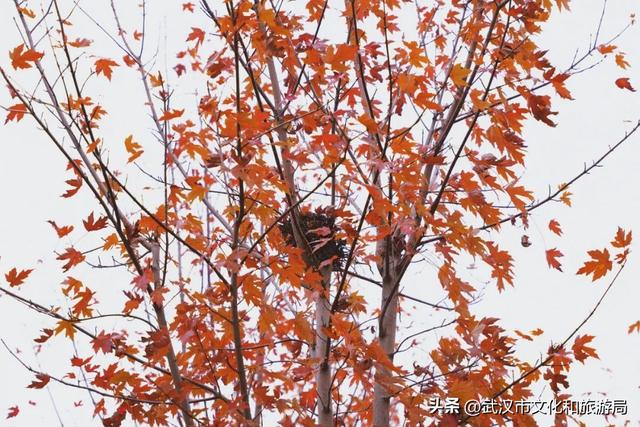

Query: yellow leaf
[150,72,164,88]
[54,320,76,339]
[451,64,471,87]
[124,135,143,163]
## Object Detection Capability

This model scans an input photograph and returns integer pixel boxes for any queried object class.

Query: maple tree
[0,0,638,426]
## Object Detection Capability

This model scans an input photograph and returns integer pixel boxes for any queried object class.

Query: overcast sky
[0,0,639,426]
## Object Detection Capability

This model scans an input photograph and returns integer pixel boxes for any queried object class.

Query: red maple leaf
[34,329,53,344]
[6,406,19,419]
[186,28,205,47]
[94,58,119,80]
[527,94,557,127]
[56,247,86,272]
[597,44,616,54]
[68,38,92,48]
[92,331,115,354]
[62,178,83,198]
[27,373,50,389]
[158,108,184,121]
[545,248,563,271]
[615,77,636,92]
[611,227,632,248]
[9,44,43,69]
[4,103,28,124]
[576,248,612,281]
[571,335,599,363]
[548,219,563,236]
[543,370,569,393]
[83,212,108,232]
[5,267,33,287]
[47,220,74,237]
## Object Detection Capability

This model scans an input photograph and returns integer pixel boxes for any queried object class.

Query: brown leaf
[27,373,50,389]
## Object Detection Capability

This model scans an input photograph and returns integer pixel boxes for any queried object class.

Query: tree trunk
[314,267,334,426]
[313,266,333,427]
[372,259,399,426]
[150,243,194,427]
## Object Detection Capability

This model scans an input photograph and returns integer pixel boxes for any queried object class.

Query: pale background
[0,0,639,426]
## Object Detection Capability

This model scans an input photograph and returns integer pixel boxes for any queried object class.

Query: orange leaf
[4,103,28,123]
[5,268,33,287]
[527,94,557,127]
[158,109,184,121]
[83,212,108,231]
[18,7,36,18]
[68,38,92,48]
[9,44,43,70]
[615,77,636,92]
[56,247,85,272]
[628,321,640,334]
[545,248,563,271]
[597,44,616,55]
[450,64,471,86]
[611,227,632,248]
[103,233,120,250]
[550,73,572,100]
[62,178,82,198]
[94,58,119,80]
[615,53,630,69]
[571,335,598,363]
[514,330,533,341]
[325,44,357,72]
[548,219,563,236]
[506,185,533,210]
[54,320,76,339]
[576,248,612,281]
[123,54,137,67]
[47,220,74,237]
[186,27,206,46]
[559,190,572,207]
[124,135,143,163]
[150,72,164,88]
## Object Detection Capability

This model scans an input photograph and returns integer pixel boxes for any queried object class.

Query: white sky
[0,0,639,426]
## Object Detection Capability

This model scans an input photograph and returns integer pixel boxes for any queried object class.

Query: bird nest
[279,206,348,271]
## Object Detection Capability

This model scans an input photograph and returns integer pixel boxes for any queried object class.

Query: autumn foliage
[1,0,639,426]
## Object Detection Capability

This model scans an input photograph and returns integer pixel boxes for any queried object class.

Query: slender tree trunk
[150,243,194,427]
[256,14,336,425]
[372,256,399,426]
[314,267,334,426]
